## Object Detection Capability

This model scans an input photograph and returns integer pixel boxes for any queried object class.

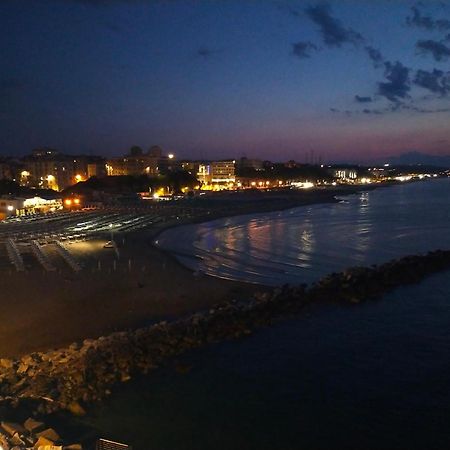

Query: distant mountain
[385,151,450,168]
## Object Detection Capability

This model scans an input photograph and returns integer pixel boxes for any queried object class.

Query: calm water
[80,179,450,449]
[157,178,450,285]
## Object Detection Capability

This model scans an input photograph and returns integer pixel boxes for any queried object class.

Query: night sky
[1,0,450,162]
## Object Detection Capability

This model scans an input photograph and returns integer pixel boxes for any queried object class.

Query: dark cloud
[355,95,373,103]
[305,4,363,47]
[362,108,382,115]
[197,47,221,59]
[404,104,450,113]
[377,61,411,102]
[364,46,384,68]
[291,4,382,67]
[414,69,450,95]
[334,102,450,116]
[292,41,318,58]
[329,108,352,116]
[416,39,450,61]
[406,6,450,31]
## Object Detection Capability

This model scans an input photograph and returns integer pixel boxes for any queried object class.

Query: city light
[7,205,14,211]
[65,199,72,206]
[168,153,174,159]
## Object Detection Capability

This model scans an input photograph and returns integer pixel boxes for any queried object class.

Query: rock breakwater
[1,249,450,421]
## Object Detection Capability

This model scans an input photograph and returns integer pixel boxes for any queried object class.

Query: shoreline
[1,180,448,447]
[0,184,384,359]
[150,183,393,285]
[148,184,385,277]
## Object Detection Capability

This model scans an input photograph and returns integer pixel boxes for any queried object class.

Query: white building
[0,195,63,219]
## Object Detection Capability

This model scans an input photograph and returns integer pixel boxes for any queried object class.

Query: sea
[78,178,450,450]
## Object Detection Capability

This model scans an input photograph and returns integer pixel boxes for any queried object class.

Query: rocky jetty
[0,417,81,449]
[1,249,450,426]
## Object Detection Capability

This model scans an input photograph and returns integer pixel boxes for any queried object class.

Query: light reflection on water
[78,179,450,450]
[158,179,450,286]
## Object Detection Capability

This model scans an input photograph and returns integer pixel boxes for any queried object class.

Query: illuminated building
[22,149,101,190]
[328,166,358,183]
[0,195,63,218]
[106,146,177,176]
[194,160,236,190]
[211,160,236,184]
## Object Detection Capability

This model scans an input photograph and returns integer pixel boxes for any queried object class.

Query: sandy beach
[0,186,378,358]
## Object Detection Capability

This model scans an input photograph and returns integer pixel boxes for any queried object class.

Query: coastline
[2,180,450,448]
[148,184,384,276]
[0,185,379,359]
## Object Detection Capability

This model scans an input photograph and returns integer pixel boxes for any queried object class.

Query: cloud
[406,6,450,31]
[364,45,384,68]
[197,48,212,58]
[291,41,318,58]
[355,95,373,103]
[305,3,363,47]
[329,108,352,116]
[333,102,450,116]
[196,47,221,59]
[414,69,450,95]
[404,104,450,113]
[416,39,450,61]
[377,61,411,102]
[291,4,383,67]
[362,108,382,115]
